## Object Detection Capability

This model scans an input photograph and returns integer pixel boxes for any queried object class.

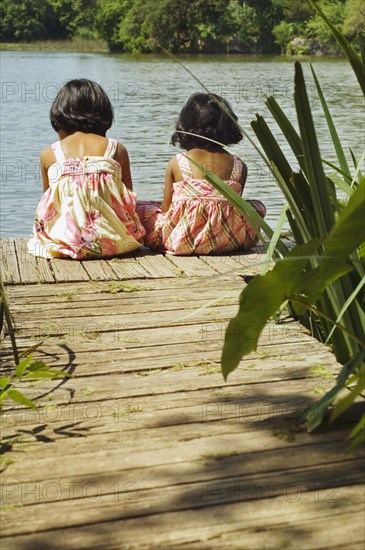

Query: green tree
[227,0,260,52]
[243,0,284,52]
[272,0,313,22]
[273,20,296,53]
[0,0,47,42]
[305,0,347,54]
[0,0,95,42]
[343,0,365,61]
[95,0,133,51]
[118,0,235,53]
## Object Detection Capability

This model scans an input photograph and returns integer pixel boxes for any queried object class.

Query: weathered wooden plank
[15,238,55,284]
[135,253,183,278]
[5,277,243,299]
[0,377,348,453]
[229,249,272,271]
[0,486,363,546]
[1,416,362,490]
[181,510,365,550]
[36,258,56,284]
[14,238,38,283]
[0,323,319,362]
[0,363,339,413]
[166,255,219,277]
[108,256,155,279]
[0,239,21,284]
[200,254,247,276]
[1,474,363,541]
[81,259,118,281]
[49,259,90,282]
[12,294,238,320]
[0,339,331,379]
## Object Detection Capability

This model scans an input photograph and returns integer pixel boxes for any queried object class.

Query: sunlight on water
[1,52,363,237]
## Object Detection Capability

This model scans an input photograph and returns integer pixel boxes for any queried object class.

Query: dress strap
[104,138,118,158]
[230,156,243,182]
[51,141,66,162]
[176,153,193,178]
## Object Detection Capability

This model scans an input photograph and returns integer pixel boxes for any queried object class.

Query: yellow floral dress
[27,139,145,259]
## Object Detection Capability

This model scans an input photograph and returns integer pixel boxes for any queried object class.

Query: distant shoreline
[0,39,345,58]
[0,39,109,53]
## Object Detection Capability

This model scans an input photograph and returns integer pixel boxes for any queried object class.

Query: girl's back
[55,132,111,159]
[27,79,145,260]
[169,149,246,183]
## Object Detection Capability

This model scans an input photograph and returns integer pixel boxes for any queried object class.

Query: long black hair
[50,79,114,136]
[171,93,243,152]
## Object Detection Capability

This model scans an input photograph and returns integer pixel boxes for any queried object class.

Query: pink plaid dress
[136,153,266,255]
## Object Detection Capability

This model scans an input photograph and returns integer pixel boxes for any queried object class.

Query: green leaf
[28,360,51,371]
[0,389,11,405]
[347,424,365,452]
[222,180,365,379]
[303,350,364,431]
[331,364,365,421]
[222,240,322,379]
[309,0,365,96]
[0,377,11,389]
[19,341,45,359]
[325,276,365,344]
[15,356,33,379]
[250,116,313,240]
[348,414,365,440]
[350,150,365,191]
[21,361,72,380]
[251,113,294,183]
[310,64,351,182]
[294,61,335,236]
[6,389,37,409]
[265,96,305,172]
[325,171,353,198]
[322,178,365,260]
[261,204,288,275]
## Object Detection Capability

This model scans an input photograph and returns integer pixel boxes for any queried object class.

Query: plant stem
[290,295,365,350]
[0,271,19,365]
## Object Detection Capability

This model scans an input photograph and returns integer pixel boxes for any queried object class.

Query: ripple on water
[1,52,363,237]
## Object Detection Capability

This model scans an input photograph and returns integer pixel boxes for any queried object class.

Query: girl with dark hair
[136,92,266,255]
[28,79,145,259]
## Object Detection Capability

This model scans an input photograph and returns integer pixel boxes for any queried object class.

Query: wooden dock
[1,238,364,549]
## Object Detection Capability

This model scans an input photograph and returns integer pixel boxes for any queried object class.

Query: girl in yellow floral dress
[28,79,145,259]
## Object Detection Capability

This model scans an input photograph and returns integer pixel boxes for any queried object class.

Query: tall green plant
[220,3,365,445]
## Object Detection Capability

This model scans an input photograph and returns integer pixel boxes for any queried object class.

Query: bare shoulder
[166,155,178,171]
[40,146,56,167]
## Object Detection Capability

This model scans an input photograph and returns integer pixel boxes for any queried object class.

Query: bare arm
[40,147,56,192]
[161,158,175,212]
[240,160,248,189]
[115,142,133,191]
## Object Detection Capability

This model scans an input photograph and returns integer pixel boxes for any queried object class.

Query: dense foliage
[1,0,364,56]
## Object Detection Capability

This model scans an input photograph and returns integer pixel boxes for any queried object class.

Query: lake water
[1,51,364,237]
